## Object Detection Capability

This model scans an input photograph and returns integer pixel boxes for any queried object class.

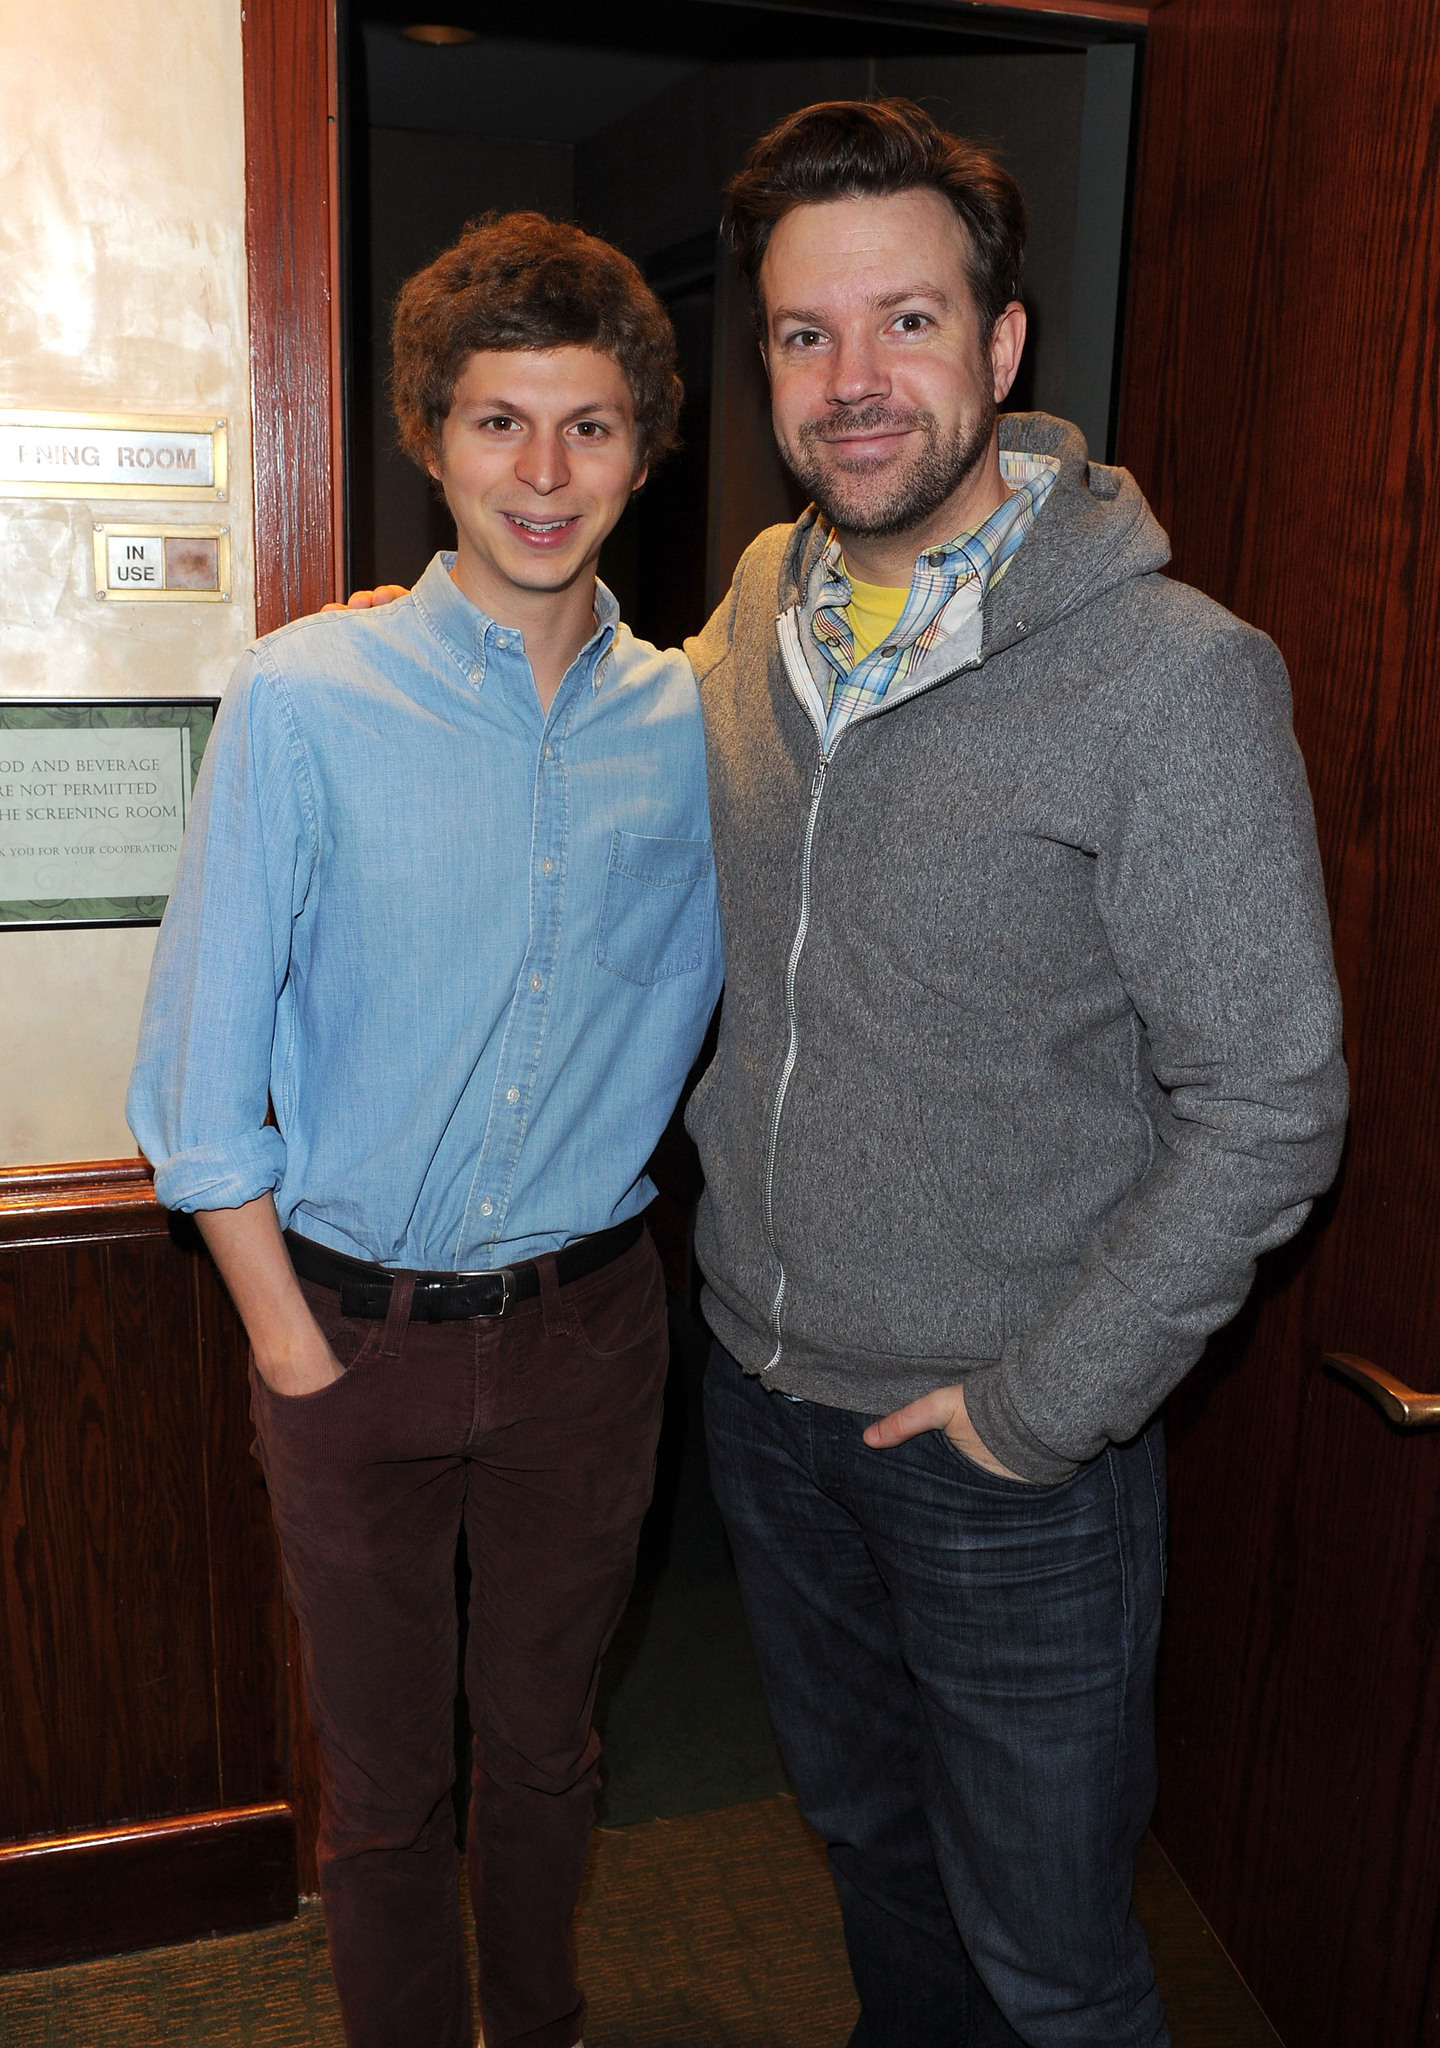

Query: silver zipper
[761,750,829,1370]
[757,605,983,1372]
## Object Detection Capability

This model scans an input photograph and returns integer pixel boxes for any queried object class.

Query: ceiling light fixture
[401,24,477,45]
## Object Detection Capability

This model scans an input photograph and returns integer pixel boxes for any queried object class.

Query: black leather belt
[283,1215,643,1322]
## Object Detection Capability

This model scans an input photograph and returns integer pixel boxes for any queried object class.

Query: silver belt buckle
[455,1264,514,1317]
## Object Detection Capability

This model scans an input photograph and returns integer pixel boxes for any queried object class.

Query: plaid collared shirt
[809,449,1059,746]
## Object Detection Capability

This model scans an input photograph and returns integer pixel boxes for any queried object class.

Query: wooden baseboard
[0,1803,298,1971]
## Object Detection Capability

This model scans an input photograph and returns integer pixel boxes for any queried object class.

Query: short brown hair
[723,98,1027,338]
[390,211,683,469]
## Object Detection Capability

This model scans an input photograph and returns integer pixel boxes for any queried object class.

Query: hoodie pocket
[597,830,714,986]
[904,1092,1009,1277]
[911,1068,1150,1277]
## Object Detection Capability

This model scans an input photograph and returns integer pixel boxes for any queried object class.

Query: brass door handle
[1324,1353,1440,1429]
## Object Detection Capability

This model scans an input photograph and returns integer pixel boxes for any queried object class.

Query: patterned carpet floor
[0,1796,1276,2048]
[0,1797,851,2048]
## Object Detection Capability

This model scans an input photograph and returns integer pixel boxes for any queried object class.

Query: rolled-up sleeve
[126,649,316,1213]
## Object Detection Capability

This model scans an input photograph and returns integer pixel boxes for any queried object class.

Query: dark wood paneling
[1,1233,213,1834]
[0,1164,300,1957]
[242,0,343,632]
[1117,3,1440,2042]
[0,1804,296,1970]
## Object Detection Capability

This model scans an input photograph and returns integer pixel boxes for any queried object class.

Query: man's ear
[990,302,1027,405]
[631,462,650,496]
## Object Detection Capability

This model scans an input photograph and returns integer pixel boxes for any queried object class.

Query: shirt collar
[412,552,618,691]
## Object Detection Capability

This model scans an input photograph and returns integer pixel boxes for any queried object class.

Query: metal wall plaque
[0,411,228,502]
[92,523,232,602]
[0,700,217,929]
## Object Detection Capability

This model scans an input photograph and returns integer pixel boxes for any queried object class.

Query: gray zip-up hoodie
[684,412,1347,1483]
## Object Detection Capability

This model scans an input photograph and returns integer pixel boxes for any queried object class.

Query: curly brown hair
[723,99,1027,340]
[390,212,683,470]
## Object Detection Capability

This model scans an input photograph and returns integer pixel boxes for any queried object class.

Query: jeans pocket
[569,1237,667,1359]
[252,1281,383,1404]
[934,1425,1066,1495]
[250,1324,380,1406]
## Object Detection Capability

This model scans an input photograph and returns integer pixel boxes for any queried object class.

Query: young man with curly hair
[128,213,721,2048]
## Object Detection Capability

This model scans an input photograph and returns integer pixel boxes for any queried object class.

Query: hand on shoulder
[320,584,410,614]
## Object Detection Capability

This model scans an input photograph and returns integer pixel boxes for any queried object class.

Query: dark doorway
[341,0,1141,638]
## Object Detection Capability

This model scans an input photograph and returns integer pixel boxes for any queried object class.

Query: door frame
[243,0,347,634]
[237,0,349,1894]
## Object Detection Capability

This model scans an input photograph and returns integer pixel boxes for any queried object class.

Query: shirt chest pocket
[597,830,714,986]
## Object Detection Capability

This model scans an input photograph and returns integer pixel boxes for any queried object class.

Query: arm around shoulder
[683,524,796,684]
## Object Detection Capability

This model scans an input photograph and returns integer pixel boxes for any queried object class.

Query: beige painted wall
[0,0,253,1166]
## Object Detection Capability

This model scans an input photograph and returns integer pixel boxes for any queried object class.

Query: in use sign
[93,523,230,601]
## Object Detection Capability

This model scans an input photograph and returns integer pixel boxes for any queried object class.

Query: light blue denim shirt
[127,553,722,1269]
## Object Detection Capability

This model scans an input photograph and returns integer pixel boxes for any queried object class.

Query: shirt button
[542,857,554,875]
[469,665,481,684]
[880,644,897,656]
[479,1198,493,1217]
[506,1085,519,1104]
[926,550,945,568]
[544,744,554,760]
[530,973,543,991]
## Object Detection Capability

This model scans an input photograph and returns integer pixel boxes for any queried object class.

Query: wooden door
[1118,3,1440,2042]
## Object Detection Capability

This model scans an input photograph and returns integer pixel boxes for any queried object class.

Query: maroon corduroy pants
[249,1229,669,2048]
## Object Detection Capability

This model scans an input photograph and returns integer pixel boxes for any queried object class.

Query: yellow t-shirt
[842,570,909,666]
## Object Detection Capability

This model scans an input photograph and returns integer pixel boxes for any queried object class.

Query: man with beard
[686,99,1346,2047]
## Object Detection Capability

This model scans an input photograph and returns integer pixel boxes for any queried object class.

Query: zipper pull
[810,757,828,801]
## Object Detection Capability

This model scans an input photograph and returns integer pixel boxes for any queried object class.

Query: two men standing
[130,96,1345,2048]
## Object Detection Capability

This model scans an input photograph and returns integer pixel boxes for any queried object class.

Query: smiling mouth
[822,422,920,445]
[503,513,579,534]
[824,431,910,454]
[802,409,929,458]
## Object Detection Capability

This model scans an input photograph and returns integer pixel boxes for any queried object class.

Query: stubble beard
[785,397,996,541]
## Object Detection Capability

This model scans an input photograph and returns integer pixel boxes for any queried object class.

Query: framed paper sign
[0,700,217,929]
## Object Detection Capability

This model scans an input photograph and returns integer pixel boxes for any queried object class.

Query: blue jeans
[704,1345,1170,2048]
